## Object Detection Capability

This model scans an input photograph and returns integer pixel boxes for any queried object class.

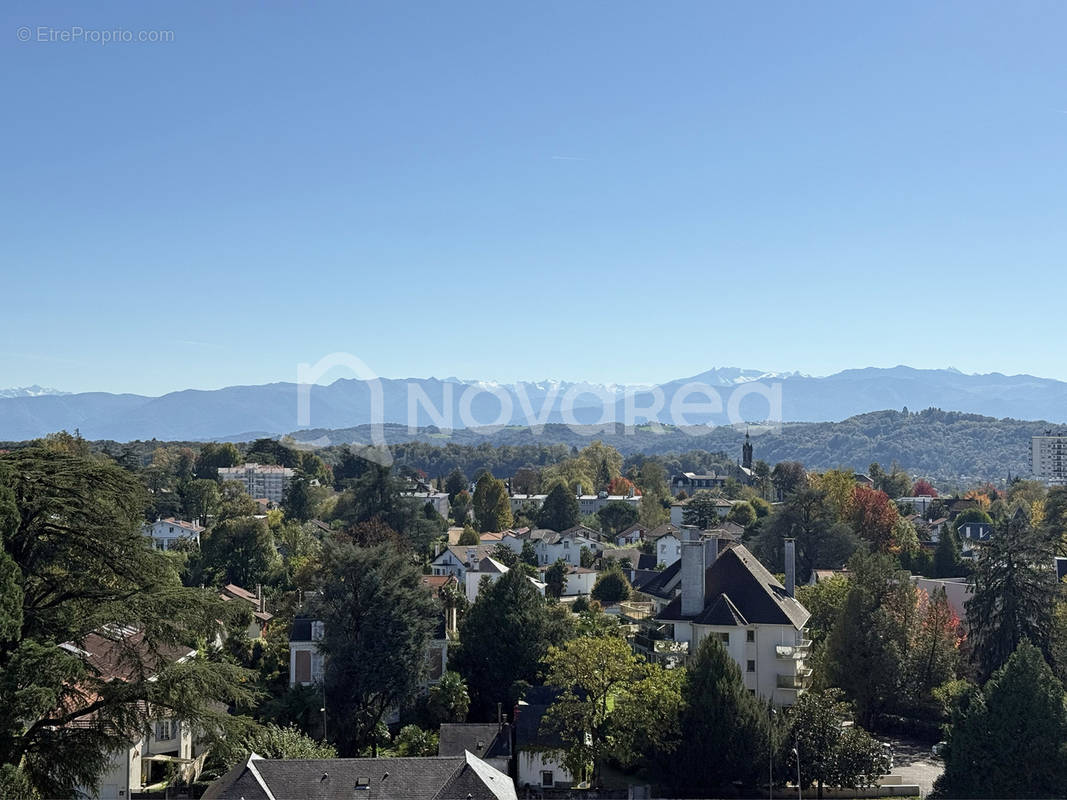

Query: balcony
[775,639,812,659]
[776,667,814,690]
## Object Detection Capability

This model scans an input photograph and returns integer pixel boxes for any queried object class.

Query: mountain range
[2,366,1066,443]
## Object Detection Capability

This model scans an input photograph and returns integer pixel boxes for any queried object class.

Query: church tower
[742,430,753,470]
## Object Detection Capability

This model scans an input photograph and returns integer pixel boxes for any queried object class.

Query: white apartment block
[218,462,294,503]
[1031,434,1067,486]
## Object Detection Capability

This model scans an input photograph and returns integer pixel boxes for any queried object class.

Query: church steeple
[742,430,753,470]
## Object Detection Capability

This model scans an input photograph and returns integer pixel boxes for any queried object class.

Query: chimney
[704,535,719,566]
[784,538,796,598]
[466,548,477,568]
[680,526,706,617]
[434,542,441,558]
[256,583,265,614]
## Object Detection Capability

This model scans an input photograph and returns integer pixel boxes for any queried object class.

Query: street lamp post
[320,680,327,742]
[792,746,801,800]
[769,707,776,800]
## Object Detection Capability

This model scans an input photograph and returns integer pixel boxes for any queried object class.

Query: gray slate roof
[202,752,517,800]
[656,544,810,629]
[438,723,512,760]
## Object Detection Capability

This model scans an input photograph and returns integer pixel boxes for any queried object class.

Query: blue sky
[3,1,1067,396]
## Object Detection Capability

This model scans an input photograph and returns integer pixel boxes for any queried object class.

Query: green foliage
[795,573,850,647]
[200,516,281,588]
[444,467,467,501]
[426,671,469,725]
[787,689,890,792]
[681,491,723,529]
[316,540,439,756]
[0,449,253,799]
[935,640,1067,798]
[591,565,630,604]
[726,499,757,528]
[457,524,480,545]
[596,500,639,534]
[753,488,861,582]
[672,636,769,793]
[452,567,572,720]
[471,472,512,533]
[540,634,645,784]
[966,513,1057,680]
[209,720,337,767]
[537,484,579,532]
[194,441,240,479]
[545,559,568,600]
[933,528,966,578]
[393,724,439,757]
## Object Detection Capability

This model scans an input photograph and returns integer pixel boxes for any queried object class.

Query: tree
[450,489,471,525]
[809,469,857,523]
[825,553,907,727]
[850,486,900,553]
[682,491,723,529]
[595,458,612,493]
[771,461,807,498]
[591,566,630,604]
[540,635,645,785]
[194,441,240,479]
[786,689,889,797]
[636,460,670,527]
[426,671,469,725]
[452,567,571,720]
[201,516,281,588]
[317,540,439,756]
[520,539,539,567]
[672,636,769,793]
[282,473,316,523]
[726,500,757,528]
[537,484,579,532]
[754,488,859,583]
[0,449,252,799]
[935,640,1067,798]
[471,472,512,533]
[596,501,639,535]
[966,513,1057,680]
[444,467,467,501]
[208,721,337,767]
[457,524,480,546]
[393,724,438,756]
[545,559,568,600]
[912,479,938,498]
[608,664,684,776]
[796,573,851,647]
[933,528,966,578]
[179,478,220,526]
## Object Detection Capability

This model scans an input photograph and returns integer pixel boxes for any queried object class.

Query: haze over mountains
[1,366,1066,443]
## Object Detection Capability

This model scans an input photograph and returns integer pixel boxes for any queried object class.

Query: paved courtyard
[880,736,944,797]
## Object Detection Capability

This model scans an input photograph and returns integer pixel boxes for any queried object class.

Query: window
[746,630,755,643]
[295,649,311,683]
[718,633,730,645]
[541,771,554,788]
[747,660,756,673]
[155,720,174,741]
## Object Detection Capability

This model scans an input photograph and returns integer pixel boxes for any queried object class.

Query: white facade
[1031,435,1067,486]
[577,493,641,516]
[656,533,682,567]
[407,491,450,517]
[217,463,294,503]
[145,518,203,551]
[88,717,197,800]
[289,620,325,687]
[518,749,576,790]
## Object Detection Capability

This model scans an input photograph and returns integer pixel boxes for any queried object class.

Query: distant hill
[2,366,1067,442]
[292,408,1051,483]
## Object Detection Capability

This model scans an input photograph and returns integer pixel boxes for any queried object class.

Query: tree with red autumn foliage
[850,485,899,552]
[607,475,640,496]
[912,479,938,498]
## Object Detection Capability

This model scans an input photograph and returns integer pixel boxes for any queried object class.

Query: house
[654,531,812,705]
[613,522,646,547]
[896,495,939,516]
[68,628,203,800]
[202,752,517,800]
[431,544,501,581]
[218,583,273,638]
[958,521,993,557]
[535,563,598,597]
[515,686,577,790]
[407,490,451,518]
[438,723,512,775]
[288,618,325,687]
[531,530,600,567]
[576,492,641,516]
[669,497,734,526]
[464,556,546,603]
[670,471,729,496]
[656,530,683,567]
[912,576,972,623]
[509,493,548,512]
[217,463,294,504]
[145,518,204,551]
[420,574,460,685]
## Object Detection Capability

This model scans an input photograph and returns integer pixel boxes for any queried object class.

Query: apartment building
[217,462,294,503]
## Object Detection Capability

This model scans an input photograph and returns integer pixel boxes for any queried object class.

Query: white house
[69,629,202,800]
[288,618,325,687]
[431,544,501,582]
[406,490,450,518]
[536,564,598,597]
[463,556,546,603]
[145,518,204,551]
[654,531,812,706]
[515,687,578,790]
[656,531,682,567]
[613,523,646,547]
[577,492,641,516]
[669,497,734,526]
